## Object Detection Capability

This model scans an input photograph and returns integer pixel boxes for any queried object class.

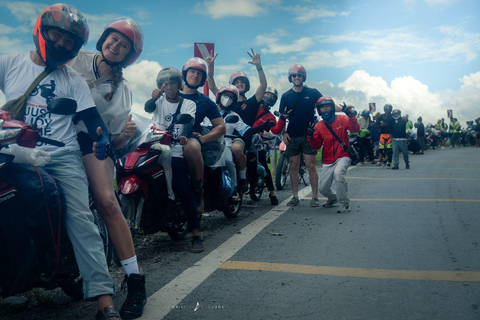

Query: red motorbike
[115,113,192,239]
[0,98,110,300]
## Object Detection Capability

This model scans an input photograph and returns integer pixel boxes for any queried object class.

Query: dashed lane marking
[219,261,480,282]
[347,176,480,181]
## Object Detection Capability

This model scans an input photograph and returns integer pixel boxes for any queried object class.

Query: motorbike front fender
[117,175,149,198]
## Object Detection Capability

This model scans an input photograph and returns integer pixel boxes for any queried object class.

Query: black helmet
[384,104,393,115]
[33,4,89,70]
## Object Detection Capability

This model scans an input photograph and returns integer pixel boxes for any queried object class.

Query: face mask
[221,95,233,108]
[263,96,275,106]
[320,108,336,124]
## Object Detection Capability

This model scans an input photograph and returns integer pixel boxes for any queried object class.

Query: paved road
[2,147,479,320]
[145,147,480,320]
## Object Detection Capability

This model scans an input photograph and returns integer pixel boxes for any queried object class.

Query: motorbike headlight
[0,128,22,142]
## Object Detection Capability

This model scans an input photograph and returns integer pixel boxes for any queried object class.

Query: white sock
[238,169,246,180]
[120,255,139,276]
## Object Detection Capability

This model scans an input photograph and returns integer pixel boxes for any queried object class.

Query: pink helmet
[182,57,208,88]
[288,64,307,83]
[216,85,239,110]
[96,17,143,67]
[229,71,250,93]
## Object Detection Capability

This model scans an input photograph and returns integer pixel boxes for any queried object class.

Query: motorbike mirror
[225,115,239,124]
[175,113,193,125]
[273,111,280,117]
[47,98,77,115]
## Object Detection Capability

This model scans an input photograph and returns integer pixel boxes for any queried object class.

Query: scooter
[115,113,193,239]
[0,98,110,300]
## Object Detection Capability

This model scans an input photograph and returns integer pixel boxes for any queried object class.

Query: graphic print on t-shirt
[30,80,58,104]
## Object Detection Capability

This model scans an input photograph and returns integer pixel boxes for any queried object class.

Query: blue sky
[1,0,479,126]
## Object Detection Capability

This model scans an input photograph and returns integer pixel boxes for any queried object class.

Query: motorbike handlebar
[38,136,65,147]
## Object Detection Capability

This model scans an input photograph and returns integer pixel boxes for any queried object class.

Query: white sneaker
[337,203,350,213]
[322,198,338,207]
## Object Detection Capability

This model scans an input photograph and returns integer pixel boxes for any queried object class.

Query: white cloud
[123,60,162,116]
[0,1,45,24]
[287,4,351,24]
[193,0,280,19]
[256,34,315,54]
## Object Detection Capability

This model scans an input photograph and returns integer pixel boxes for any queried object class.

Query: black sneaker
[238,179,248,194]
[406,163,410,169]
[269,195,279,205]
[191,236,204,253]
[392,164,399,170]
[120,274,147,319]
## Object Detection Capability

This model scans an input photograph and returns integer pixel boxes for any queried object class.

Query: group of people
[0,3,408,320]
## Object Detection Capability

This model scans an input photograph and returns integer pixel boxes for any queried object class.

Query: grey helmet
[263,87,278,106]
[156,67,183,89]
[392,109,401,120]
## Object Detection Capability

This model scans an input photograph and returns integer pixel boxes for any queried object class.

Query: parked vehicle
[275,141,308,190]
[115,113,192,239]
[0,98,110,300]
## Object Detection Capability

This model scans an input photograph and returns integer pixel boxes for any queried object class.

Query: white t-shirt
[220,110,250,147]
[68,50,132,138]
[151,95,196,158]
[0,52,95,155]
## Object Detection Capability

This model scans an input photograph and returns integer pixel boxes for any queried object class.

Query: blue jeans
[392,139,409,165]
[44,151,114,299]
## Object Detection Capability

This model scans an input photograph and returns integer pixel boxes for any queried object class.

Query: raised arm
[206,50,219,97]
[248,48,267,103]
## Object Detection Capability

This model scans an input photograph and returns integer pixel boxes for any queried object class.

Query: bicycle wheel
[275,152,289,190]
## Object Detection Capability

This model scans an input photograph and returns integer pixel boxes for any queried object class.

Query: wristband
[256,66,263,71]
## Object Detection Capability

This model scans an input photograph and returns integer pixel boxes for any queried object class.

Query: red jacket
[308,115,360,165]
[253,107,276,131]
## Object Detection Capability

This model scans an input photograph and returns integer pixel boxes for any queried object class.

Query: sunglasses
[291,74,303,78]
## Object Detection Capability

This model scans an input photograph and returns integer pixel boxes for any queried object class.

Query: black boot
[120,274,147,319]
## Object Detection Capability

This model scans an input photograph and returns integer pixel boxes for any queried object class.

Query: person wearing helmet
[206,48,267,126]
[251,87,279,205]
[216,85,274,198]
[375,104,395,168]
[179,57,226,214]
[277,64,322,207]
[308,97,360,213]
[0,4,120,319]
[371,111,382,163]
[391,109,410,169]
[68,17,146,319]
[145,67,203,253]
[357,109,375,164]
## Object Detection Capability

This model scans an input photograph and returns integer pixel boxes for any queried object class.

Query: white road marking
[139,187,313,319]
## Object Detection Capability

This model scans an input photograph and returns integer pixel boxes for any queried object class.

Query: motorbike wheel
[222,194,242,219]
[167,204,189,240]
[91,208,113,267]
[250,178,264,201]
[119,193,139,231]
[60,278,84,300]
[275,152,289,190]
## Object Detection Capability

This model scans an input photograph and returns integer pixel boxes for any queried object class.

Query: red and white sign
[369,103,376,113]
[447,109,453,119]
[194,43,214,96]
